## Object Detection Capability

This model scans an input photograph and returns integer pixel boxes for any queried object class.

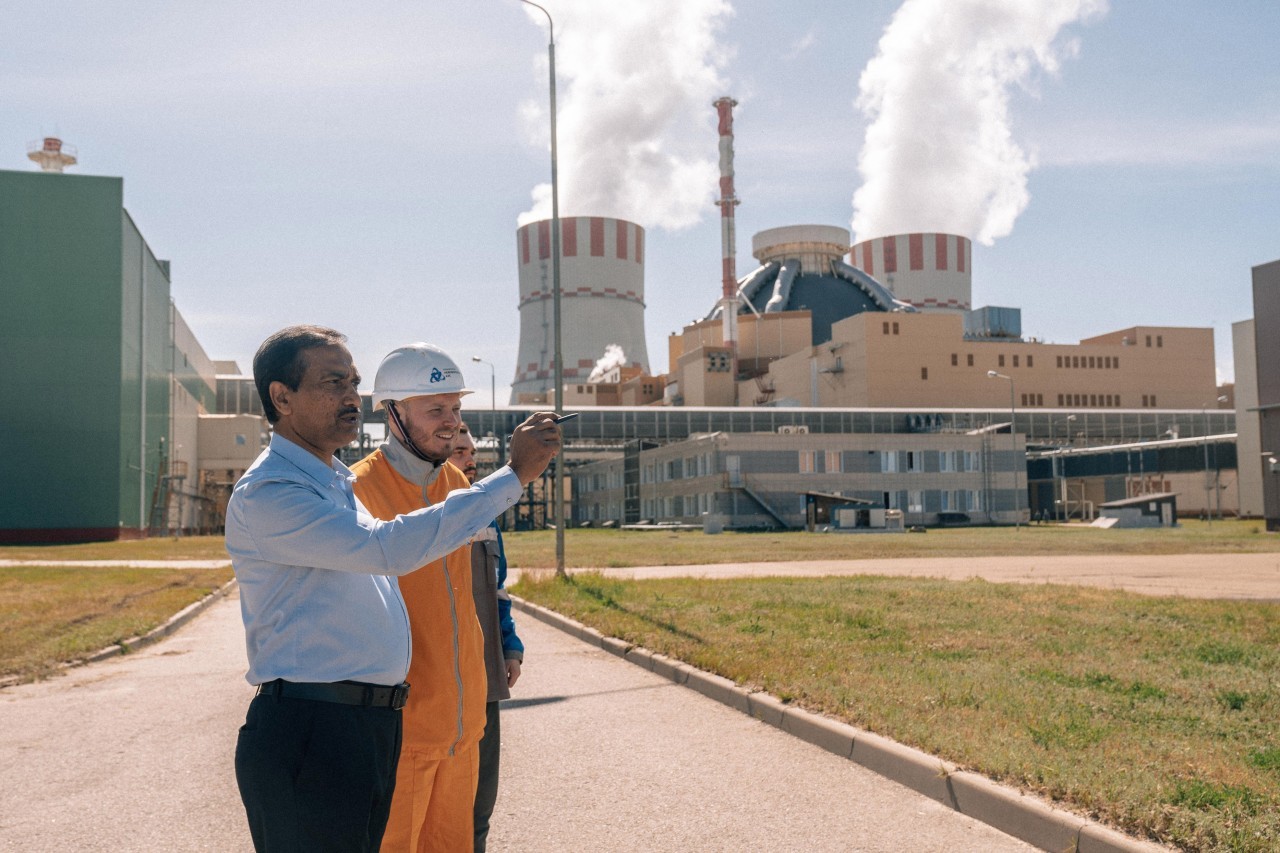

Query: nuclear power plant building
[667,224,1218,411]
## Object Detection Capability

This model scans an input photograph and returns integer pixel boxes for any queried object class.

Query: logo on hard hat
[429,366,459,384]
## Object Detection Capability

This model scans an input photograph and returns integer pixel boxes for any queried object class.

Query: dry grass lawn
[515,571,1280,853]
[0,566,233,682]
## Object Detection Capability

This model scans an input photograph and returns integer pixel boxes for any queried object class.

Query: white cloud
[518,0,734,231]
[784,29,818,61]
[851,0,1108,245]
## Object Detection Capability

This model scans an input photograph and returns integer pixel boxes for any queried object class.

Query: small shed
[1098,492,1178,528]
[804,492,879,532]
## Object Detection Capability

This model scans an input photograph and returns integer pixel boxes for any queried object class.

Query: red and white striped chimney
[714,96,740,369]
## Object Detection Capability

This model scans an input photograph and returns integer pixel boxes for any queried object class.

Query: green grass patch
[0,536,231,562]
[499,520,1280,568]
[0,566,234,682]
[514,572,1280,852]
[1,520,1276,568]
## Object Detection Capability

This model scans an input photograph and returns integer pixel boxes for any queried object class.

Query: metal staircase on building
[730,477,790,529]
[148,458,188,535]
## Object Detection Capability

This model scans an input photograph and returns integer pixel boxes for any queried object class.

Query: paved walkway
[0,590,1034,852]
[512,552,1280,600]
[0,588,252,851]
[486,613,1036,852]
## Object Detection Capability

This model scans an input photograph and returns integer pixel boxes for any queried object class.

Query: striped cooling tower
[849,233,973,312]
[511,216,650,403]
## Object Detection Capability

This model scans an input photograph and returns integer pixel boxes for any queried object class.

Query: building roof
[802,491,877,506]
[1099,492,1178,508]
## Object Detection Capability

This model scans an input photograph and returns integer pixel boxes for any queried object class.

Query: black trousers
[473,700,502,853]
[235,693,403,852]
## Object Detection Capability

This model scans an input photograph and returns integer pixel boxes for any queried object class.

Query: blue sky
[6,0,1278,406]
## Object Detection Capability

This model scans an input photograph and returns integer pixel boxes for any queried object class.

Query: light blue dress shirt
[226,433,523,687]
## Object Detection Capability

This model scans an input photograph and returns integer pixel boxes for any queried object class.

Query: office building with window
[573,429,1025,529]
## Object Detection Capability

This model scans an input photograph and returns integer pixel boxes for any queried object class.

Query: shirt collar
[381,434,444,487]
[269,432,353,488]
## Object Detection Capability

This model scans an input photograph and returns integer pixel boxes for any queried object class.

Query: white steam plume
[587,344,628,383]
[851,0,1108,246]
[518,0,732,231]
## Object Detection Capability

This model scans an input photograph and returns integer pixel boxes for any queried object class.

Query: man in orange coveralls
[351,342,497,852]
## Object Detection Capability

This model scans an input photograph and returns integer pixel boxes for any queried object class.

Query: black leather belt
[256,679,410,710]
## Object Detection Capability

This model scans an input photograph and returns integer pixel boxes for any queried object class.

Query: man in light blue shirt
[226,325,559,853]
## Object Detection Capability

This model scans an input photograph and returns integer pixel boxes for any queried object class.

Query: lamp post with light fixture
[471,356,500,481]
[1059,414,1076,520]
[470,356,496,416]
[1203,394,1227,522]
[988,370,1020,529]
[520,0,566,575]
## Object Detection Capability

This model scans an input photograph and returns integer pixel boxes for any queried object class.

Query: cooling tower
[511,216,650,403]
[849,233,972,312]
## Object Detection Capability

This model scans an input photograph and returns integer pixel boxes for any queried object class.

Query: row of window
[996,354,1032,368]
[639,493,716,519]
[1008,391,1168,408]
[882,449,983,473]
[580,488,990,522]
[639,453,715,485]
[1057,354,1121,369]
[1058,393,1124,407]
[934,352,1037,376]
[948,353,1038,369]
[939,353,1136,371]
[582,448,990,492]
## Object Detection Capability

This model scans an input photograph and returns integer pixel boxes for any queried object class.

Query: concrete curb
[512,595,1169,853]
[0,579,238,690]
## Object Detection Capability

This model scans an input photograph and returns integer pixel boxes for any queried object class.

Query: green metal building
[1,169,173,542]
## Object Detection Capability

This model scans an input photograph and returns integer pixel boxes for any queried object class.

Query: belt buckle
[390,683,410,710]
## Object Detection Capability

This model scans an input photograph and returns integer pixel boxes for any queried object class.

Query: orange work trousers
[380,742,480,853]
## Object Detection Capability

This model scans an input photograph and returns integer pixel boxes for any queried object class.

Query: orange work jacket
[351,450,486,757]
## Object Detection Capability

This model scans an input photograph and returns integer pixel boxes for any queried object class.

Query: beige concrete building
[671,312,812,406]
[516,364,666,408]
[669,310,1217,411]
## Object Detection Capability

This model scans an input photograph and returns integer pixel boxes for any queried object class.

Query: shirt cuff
[476,466,524,510]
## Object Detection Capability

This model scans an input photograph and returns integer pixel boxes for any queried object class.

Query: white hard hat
[372,343,474,410]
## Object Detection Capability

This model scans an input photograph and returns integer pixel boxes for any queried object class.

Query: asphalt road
[0,589,1033,852]
[486,614,1033,852]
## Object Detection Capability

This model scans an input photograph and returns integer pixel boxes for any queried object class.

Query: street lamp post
[1203,394,1228,522]
[988,371,1020,529]
[521,0,566,576]
[470,356,499,477]
[470,356,496,416]
[1059,414,1076,521]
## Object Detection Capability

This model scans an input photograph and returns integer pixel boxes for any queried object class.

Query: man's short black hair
[253,325,347,423]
